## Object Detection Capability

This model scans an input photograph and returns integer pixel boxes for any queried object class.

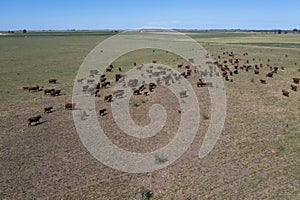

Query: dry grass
[0,32,299,200]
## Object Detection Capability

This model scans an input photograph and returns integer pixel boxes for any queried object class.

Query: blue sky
[0,0,299,30]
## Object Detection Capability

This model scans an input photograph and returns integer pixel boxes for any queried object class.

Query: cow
[101,81,110,88]
[139,84,146,91]
[50,89,61,96]
[49,79,57,84]
[100,77,106,82]
[91,89,100,97]
[260,79,267,84]
[28,115,42,126]
[177,64,183,68]
[115,74,123,82]
[273,67,279,73]
[292,78,300,84]
[266,72,274,78]
[291,84,297,91]
[44,107,53,113]
[254,69,259,75]
[106,68,112,72]
[282,90,289,97]
[149,83,157,92]
[23,86,29,90]
[28,85,39,92]
[65,103,76,110]
[144,91,149,96]
[118,67,122,72]
[99,108,107,116]
[44,88,55,94]
[104,95,112,102]
[133,89,141,95]
[197,81,206,87]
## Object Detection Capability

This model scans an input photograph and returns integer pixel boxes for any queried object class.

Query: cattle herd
[23,78,75,126]
[23,49,299,127]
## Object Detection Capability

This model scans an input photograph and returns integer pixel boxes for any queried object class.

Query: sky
[0,0,299,30]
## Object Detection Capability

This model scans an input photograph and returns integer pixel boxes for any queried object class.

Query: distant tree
[23,29,27,33]
[277,30,282,34]
[284,31,288,34]
[293,28,298,32]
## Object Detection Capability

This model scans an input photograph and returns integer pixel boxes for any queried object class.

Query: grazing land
[0,31,299,199]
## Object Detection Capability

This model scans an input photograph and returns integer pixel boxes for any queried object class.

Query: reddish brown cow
[254,69,259,75]
[28,115,42,126]
[282,90,289,97]
[104,95,112,102]
[28,85,39,92]
[50,89,61,96]
[291,84,297,91]
[115,74,123,82]
[266,71,274,78]
[65,103,76,110]
[44,88,55,94]
[49,79,57,84]
[292,78,300,84]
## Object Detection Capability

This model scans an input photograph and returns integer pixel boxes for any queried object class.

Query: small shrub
[155,153,168,164]
[140,187,153,200]
[278,145,285,151]
[133,102,139,107]
[202,113,209,120]
[251,78,255,83]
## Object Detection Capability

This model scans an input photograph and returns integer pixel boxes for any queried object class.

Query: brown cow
[104,95,112,102]
[65,103,76,110]
[50,89,61,96]
[23,86,29,90]
[282,90,289,97]
[49,79,57,84]
[292,78,300,84]
[44,88,55,94]
[115,74,123,82]
[266,72,274,78]
[291,84,297,91]
[197,81,206,87]
[44,106,53,113]
[100,77,106,82]
[254,69,259,75]
[28,85,39,92]
[28,115,42,126]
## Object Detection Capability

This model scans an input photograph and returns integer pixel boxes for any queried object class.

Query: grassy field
[0,31,299,199]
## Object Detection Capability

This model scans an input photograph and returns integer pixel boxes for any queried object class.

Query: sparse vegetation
[140,187,153,200]
[0,31,299,199]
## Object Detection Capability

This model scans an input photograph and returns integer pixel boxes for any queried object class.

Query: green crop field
[0,31,299,199]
